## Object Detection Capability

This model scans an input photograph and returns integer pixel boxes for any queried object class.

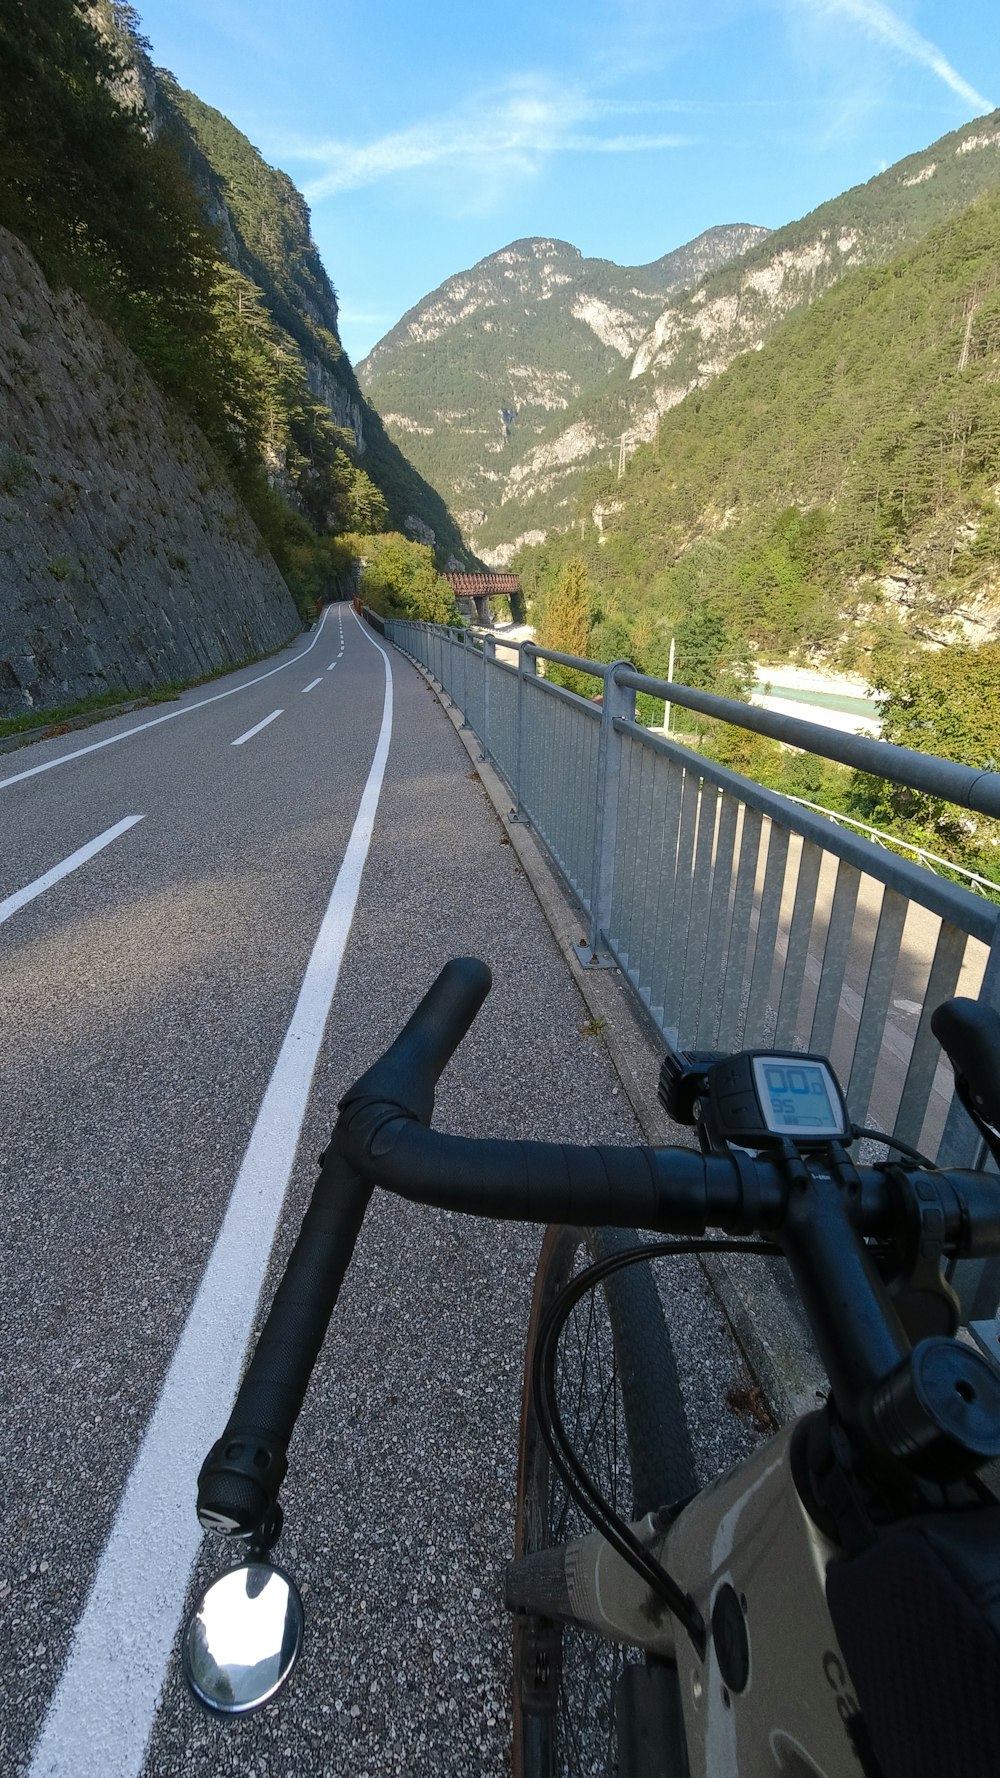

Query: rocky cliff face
[357,227,767,557]
[362,113,1000,565]
[0,228,299,717]
[166,82,469,562]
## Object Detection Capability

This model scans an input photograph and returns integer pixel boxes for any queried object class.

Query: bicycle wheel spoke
[515,1229,693,1778]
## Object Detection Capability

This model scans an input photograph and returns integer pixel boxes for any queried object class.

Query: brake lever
[931,998,1000,1169]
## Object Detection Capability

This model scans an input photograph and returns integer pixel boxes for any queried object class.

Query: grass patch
[0,626,304,741]
[0,684,176,738]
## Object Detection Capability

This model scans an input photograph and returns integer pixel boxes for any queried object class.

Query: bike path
[2,610,761,1778]
[2,604,384,1774]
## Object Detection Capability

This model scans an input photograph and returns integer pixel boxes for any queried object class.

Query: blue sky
[133,0,998,365]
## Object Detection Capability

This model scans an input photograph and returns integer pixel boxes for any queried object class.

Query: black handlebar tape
[932,997,1000,1131]
[339,956,492,1128]
[337,1110,995,1247]
[336,1103,770,1231]
[196,1146,374,1537]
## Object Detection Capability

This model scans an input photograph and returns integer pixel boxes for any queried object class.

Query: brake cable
[532,1236,781,1658]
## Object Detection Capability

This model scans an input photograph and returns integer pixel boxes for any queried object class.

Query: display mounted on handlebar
[661,1047,851,1149]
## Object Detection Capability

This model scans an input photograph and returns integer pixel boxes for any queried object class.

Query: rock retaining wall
[0,227,300,718]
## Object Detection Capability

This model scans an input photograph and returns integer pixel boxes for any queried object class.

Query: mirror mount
[182,1505,304,1716]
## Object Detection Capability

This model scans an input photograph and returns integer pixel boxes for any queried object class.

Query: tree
[850,640,1000,874]
[355,533,457,623]
[538,557,595,693]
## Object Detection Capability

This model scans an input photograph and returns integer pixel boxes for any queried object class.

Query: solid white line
[230,709,282,746]
[0,607,336,792]
[0,816,145,927]
[28,627,394,1778]
[301,677,323,694]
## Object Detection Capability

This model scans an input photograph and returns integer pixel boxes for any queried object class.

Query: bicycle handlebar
[196,958,493,1535]
[196,1147,374,1535]
[197,959,1000,1536]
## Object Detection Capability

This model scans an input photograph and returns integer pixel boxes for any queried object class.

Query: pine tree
[542,557,590,659]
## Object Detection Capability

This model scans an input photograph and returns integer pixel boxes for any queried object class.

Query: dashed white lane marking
[327,660,338,671]
[230,709,282,747]
[0,606,336,792]
[301,677,323,694]
[27,623,395,1778]
[0,815,145,928]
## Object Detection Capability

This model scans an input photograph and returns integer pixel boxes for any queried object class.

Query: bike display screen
[750,1056,846,1137]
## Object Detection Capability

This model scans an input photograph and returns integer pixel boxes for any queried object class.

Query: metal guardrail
[378,617,1000,1305]
[786,797,1000,898]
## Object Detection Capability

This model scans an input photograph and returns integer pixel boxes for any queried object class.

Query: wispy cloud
[798,0,993,112]
[283,77,692,204]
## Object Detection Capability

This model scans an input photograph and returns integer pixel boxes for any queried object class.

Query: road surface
[1,605,762,1778]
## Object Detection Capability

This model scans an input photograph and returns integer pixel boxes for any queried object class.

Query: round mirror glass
[182,1561,304,1714]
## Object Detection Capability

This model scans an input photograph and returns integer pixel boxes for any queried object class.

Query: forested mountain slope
[518,185,1000,687]
[0,0,470,689]
[366,111,1000,564]
[167,85,470,563]
[357,227,766,555]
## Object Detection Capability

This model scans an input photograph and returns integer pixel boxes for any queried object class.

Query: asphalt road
[1,604,762,1778]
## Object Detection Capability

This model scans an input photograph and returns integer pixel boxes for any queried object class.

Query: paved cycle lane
[3,610,763,1778]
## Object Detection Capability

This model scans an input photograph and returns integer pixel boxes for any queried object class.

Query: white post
[662,637,676,734]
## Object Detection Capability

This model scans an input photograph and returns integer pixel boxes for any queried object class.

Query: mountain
[361,113,1000,564]
[357,228,767,554]
[0,0,471,625]
[0,0,480,721]
[165,83,471,564]
[519,182,1000,683]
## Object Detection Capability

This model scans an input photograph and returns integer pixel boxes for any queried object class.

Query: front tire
[512,1226,696,1777]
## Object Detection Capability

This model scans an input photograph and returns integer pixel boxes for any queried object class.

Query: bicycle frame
[508,1420,861,1778]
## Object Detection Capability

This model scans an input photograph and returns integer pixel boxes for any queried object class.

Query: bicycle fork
[506,1423,864,1778]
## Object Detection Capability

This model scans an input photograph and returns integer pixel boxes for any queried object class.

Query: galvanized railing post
[579,660,636,966]
[512,642,537,821]
[481,633,494,763]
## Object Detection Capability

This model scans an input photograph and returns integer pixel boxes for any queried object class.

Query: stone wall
[0,227,301,718]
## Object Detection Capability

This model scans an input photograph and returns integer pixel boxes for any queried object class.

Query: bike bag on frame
[826,1505,1000,1778]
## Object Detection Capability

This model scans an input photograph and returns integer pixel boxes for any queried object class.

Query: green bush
[351,532,458,623]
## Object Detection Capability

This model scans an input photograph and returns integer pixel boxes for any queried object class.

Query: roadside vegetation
[516,188,1000,887]
[0,0,464,624]
[352,533,459,623]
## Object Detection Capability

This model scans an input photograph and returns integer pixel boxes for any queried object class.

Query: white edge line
[0,816,145,927]
[301,677,323,694]
[0,606,337,791]
[27,620,394,1778]
[230,709,283,747]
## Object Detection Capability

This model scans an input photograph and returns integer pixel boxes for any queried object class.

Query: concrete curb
[0,625,306,755]
[399,642,827,1425]
[0,695,176,755]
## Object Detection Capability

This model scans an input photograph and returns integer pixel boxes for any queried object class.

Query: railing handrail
[618,718,1000,944]
[617,667,1000,821]
[389,619,1000,822]
[378,608,1000,1317]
